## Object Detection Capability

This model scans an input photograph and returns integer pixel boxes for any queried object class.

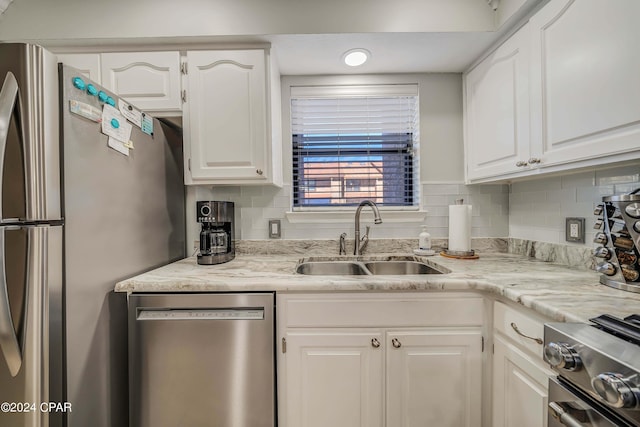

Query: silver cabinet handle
[548,402,585,427]
[515,161,528,167]
[371,338,380,348]
[392,338,402,348]
[256,169,264,175]
[510,322,543,345]
[0,72,20,224]
[528,157,541,164]
[0,227,24,376]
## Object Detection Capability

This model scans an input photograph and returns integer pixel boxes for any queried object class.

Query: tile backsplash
[188,163,640,254]
[189,182,509,243]
[509,164,640,246]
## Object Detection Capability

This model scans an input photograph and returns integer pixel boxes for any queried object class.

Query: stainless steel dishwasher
[128,293,275,427]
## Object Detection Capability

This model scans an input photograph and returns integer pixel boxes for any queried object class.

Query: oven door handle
[549,402,586,427]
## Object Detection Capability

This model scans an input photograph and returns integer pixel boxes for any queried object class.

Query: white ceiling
[1,0,538,76]
[265,32,504,75]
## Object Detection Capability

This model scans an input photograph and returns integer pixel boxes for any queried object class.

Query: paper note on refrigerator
[141,113,153,136]
[108,137,130,156]
[101,104,132,143]
[69,100,102,122]
[118,99,143,128]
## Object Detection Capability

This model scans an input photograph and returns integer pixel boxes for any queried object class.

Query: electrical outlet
[570,223,579,238]
[566,217,585,243]
[268,219,281,239]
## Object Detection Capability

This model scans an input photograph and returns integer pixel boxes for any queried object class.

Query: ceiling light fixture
[343,49,370,67]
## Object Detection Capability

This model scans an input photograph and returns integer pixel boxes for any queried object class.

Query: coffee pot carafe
[197,201,235,265]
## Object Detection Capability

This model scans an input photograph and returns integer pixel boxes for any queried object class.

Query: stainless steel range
[544,315,640,426]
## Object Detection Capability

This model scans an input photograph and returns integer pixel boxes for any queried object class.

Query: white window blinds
[291,85,420,209]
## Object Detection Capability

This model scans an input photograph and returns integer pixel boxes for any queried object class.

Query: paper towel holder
[442,198,478,259]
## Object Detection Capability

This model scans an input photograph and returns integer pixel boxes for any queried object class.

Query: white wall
[509,163,640,246]
[186,73,510,248]
[281,74,466,183]
[0,0,495,42]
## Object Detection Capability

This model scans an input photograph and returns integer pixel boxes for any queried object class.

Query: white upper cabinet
[464,0,640,183]
[529,0,640,167]
[100,51,182,112]
[57,53,101,83]
[183,49,282,186]
[464,23,531,181]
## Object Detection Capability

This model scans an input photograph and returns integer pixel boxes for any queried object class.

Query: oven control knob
[625,202,640,219]
[591,373,638,409]
[544,342,582,371]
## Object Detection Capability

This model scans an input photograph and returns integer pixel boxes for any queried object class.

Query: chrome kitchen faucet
[354,200,382,255]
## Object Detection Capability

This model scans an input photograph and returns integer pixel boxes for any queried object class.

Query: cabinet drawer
[494,302,547,358]
[279,293,484,328]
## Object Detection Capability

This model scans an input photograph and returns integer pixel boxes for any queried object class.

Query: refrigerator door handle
[0,72,20,223]
[0,227,23,377]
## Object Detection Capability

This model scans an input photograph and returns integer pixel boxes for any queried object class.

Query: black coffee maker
[197,201,235,265]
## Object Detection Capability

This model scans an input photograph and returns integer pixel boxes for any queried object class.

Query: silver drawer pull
[392,338,402,348]
[371,338,380,348]
[510,322,543,345]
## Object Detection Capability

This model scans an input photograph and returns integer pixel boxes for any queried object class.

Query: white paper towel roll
[448,204,472,252]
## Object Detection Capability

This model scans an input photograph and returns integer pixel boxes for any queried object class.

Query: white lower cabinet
[278,293,485,427]
[492,302,554,427]
[386,330,483,427]
[284,331,384,427]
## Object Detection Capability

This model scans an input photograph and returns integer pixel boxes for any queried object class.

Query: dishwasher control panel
[137,308,265,321]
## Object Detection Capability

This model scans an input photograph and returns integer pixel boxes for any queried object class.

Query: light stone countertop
[115,252,640,323]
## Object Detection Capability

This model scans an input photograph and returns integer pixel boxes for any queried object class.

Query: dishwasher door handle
[136,308,265,321]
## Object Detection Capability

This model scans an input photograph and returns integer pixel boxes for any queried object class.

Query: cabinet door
[530,0,640,167]
[283,331,384,427]
[57,53,101,83]
[493,334,553,427]
[184,49,269,184]
[100,51,182,111]
[386,330,483,427]
[464,23,531,181]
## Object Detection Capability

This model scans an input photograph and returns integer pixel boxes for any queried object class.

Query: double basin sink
[296,256,447,276]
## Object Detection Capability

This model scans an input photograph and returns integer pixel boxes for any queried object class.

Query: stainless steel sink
[295,258,445,275]
[363,261,442,275]
[295,261,370,275]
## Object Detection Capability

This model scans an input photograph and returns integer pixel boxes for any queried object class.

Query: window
[291,85,419,209]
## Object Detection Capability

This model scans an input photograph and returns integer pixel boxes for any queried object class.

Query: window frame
[289,84,420,212]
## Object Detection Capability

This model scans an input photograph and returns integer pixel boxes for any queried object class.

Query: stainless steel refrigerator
[0,43,186,427]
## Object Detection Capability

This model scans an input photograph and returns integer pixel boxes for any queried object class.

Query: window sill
[285,210,428,224]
